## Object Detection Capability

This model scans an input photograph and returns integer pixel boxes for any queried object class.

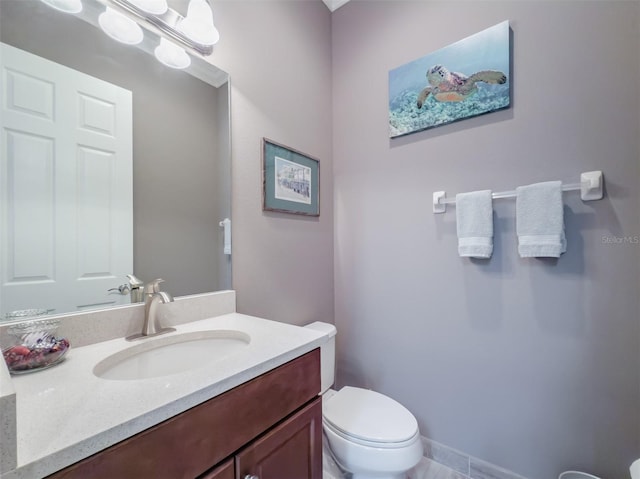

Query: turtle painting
[416,64,507,108]
[388,21,510,138]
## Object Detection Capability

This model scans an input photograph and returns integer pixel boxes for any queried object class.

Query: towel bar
[432,170,603,214]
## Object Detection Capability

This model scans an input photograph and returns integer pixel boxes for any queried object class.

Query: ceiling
[322,0,351,12]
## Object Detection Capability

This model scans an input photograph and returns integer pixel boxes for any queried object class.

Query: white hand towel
[456,190,493,259]
[516,181,566,258]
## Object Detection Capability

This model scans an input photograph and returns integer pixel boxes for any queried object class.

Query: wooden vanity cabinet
[48,349,321,479]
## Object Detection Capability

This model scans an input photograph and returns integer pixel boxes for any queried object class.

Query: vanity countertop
[1,313,328,479]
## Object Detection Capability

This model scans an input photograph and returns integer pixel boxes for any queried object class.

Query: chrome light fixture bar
[107,0,214,55]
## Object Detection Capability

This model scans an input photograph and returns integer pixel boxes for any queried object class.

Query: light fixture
[107,0,216,55]
[40,0,218,66]
[98,6,144,45]
[178,0,220,46]
[39,0,83,13]
[154,38,191,70]
[127,0,168,15]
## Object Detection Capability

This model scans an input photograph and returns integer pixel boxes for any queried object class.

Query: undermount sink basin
[93,330,251,381]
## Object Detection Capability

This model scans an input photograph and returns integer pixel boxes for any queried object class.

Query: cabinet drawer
[48,349,320,479]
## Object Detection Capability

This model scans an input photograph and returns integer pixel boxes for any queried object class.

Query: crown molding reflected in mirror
[41,0,84,13]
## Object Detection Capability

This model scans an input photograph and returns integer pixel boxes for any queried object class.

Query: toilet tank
[304,321,337,394]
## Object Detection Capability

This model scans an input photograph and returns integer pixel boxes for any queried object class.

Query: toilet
[305,322,423,479]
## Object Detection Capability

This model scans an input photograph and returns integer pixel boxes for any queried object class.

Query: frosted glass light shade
[178,0,220,46]
[154,38,191,69]
[128,0,168,15]
[99,7,144,45]
[40,0,83,13]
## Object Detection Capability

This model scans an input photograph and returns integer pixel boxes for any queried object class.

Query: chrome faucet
[126,279,176,341]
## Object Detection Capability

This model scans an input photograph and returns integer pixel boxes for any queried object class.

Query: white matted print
[275,156,311,205]
[262,138,319,216]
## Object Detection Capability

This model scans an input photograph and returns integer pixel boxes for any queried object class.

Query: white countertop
[1,313,328,479]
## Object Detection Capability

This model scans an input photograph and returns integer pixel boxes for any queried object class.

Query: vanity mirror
[0,0,231,320]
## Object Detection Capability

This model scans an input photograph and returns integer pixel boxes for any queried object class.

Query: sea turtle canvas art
[389,21,510,138]
[417,65,507,107]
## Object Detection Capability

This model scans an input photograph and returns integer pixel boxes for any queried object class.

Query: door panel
[5,68,54,120]
[5,130,55,282]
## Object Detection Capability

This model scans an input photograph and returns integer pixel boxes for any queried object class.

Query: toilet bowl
[305,322,423,479]
[323,387,423,479]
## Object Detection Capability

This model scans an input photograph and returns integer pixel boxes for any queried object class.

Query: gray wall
[210,0,335,326]
[0,0,229,297]
[332,2,639,478]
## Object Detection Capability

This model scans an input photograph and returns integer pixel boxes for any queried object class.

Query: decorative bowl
[2,319,70,374]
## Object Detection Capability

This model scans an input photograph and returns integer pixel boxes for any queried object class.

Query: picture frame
[262,138,320,216]
[388,21,511,138]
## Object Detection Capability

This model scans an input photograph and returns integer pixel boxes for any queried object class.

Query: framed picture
[389,21,511,138]
[262,138,320,216]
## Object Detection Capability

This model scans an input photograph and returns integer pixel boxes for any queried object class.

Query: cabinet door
[236,397,322,479]
[199,459,234,479]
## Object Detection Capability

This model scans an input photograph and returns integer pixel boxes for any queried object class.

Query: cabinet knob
[244,476,259,479]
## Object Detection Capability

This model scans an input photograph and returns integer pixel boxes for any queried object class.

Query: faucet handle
[143,278,165,294]
[126,274,144,288]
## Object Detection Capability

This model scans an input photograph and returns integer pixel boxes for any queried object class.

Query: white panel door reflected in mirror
[1,42,133,316]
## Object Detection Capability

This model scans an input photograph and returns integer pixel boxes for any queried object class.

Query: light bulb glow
[178,0,220,46]
[98,7,144,45]
[39,0,83,13]
[154,38,191,70]
[128,0,168,15]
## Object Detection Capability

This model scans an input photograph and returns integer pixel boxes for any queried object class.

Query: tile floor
[321,435,529,479]
[323,449,466,479]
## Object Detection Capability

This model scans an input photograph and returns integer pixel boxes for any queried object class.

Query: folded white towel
[516,181,566,258]
[456,190,493,258]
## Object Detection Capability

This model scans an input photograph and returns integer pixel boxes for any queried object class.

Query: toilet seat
[323,418,420,449]
[323,386,419,448]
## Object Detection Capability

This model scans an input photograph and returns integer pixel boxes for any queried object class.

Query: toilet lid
[323,386,418,444]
